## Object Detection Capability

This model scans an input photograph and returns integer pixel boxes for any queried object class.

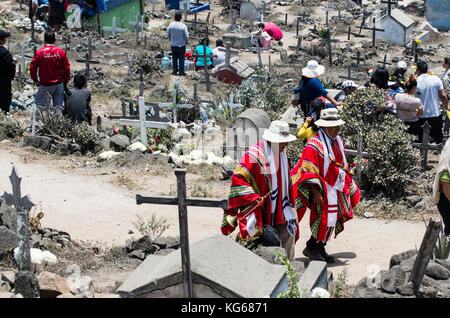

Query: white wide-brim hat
[302,60,325,78]
[314,108,346,127]
[262,120,297,143]
[397,61,407,70]
[342,80,358,88]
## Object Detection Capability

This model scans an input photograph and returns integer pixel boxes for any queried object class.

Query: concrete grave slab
[280,106,304,129]
[117,235,288,298]
[297,261,328,297]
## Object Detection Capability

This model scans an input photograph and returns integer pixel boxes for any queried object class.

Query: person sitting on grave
[394,74,423,141]
[297,98,325,141]
[390,61,408,90]
[415,61,449,144]
[29,30,70,121]
[221,121,300,261]
[299,60,342,119]
[32,0,49,22]
[334,80,359,103]
[212,39,226,66]
[167,11,189,76]
[0,30,16,115]
[63,73,92,125]
[251,23,272,49]
[195,38,213,71]
[76,0,96,20]
[433,138,450,238]
[291,108,360,263]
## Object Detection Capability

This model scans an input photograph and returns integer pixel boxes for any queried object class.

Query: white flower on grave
[14,248,58,266]
[311,287,330,298]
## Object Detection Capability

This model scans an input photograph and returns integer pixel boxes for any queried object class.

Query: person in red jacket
[30,30,70,120]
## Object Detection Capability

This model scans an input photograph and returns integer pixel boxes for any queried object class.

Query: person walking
[299,60,342,118]
[30,30,70,120]
[221,121,299,261]
[415,61,449,144]
[64,73,92,125]
[291,108,361,263]
[394,75,423,140]
[0,30,16,115]
[167,11,189,76]
[48,0,65,31]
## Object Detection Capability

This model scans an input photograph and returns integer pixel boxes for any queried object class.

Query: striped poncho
[291,131,360,242]
[221,141,299,241]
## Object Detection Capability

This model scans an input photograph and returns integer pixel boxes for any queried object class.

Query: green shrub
[339,87,420,198]
[132,214,171,240]
[0,118,24,140]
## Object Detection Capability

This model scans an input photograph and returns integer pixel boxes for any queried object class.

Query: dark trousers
[0,82,12,114]
[171,45,186,75]
[418,116,443,144]
[437,192,450,236]
[404,120,421,142]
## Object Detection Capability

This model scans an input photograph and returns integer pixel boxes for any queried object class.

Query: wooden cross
[118,96,170,146]
[381,0,403,16]
[260,0,269,22]
[227,10,239,32]
[136,168,229,298]
[64,34,71,51]
[408,219,441,295]
[194,43,216,92]
[412,121,443,170]
[129,14,148,45]
[185,11,208,33]
[75,53,99,79]
[222,92,243,112]
[252,45,268,68]
[102,17,127,36]
[377,54,392,68]
[412,40,419,63]
[362,17,385,47]
[139,70,145,97]
[351,50,368,68]
[18,43,33,76]
[320,31,339,66]
[3,166,40,298]
[288,37,303,54]
[15,64,28,91]
[339,64,360,81]
[321,0,331,27]
[120,52,134,79]
[87,33,93,60]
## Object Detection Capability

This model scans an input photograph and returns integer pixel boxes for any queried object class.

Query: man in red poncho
[221,121,299,260]
[291,108,360,263]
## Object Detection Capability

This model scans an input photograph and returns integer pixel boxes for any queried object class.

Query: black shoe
[317,242,337,263]
[172,71,178,75]
[302,236,326,262]
[179,73,186,76]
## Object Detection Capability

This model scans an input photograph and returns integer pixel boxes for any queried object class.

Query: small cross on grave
[362,17,385,47]
[117,96,170,146]
[288,36,303,54]
[129,14,148,45]
[75,52,100,79]
[2,166,40,298]
[194,43,217,92]
[251,45,268,68]
[412,122,443,170]
[345,132,371,186]
[381,0,403,16]
[221,92,243,115]
[408,219,441,295]
[135,168,229,298]
[64,34,71,51]
[87,33,93,60]
[259,0,269,22]
[320,31,339,66]
[102,17,127,36]
[17,43,33,76]
[351,50,368,68]
[185,11,208,34]
[120,52,134,79]
[321,0,331,27]
[149,0,159,14]
[339,64,360,81]
[377,54,392,68]
[227,10,239,32]
[219,41,239,70]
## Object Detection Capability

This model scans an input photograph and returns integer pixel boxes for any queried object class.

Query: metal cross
[339,64,360,81]
[320,30,339,66]
[377,54,392,68]
[362,17,385,47]
[75,52,100,79]
[136,168,229,298]
[381,0,403,16]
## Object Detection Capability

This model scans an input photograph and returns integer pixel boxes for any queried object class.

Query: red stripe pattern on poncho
[291,133,360,242]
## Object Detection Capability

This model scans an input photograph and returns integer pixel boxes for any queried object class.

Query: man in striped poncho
[291,109,360,263]
[221,121,300,261]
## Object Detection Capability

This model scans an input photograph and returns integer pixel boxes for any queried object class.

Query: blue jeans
[33,83,64,121]
[171,45,186,75]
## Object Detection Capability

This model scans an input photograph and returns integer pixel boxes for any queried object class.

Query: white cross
[221,92,243,112]
[129,14,148,44]
[102,17,126,36]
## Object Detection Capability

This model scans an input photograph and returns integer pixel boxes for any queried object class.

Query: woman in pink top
[394,74,424,141]
[254,22,284,46]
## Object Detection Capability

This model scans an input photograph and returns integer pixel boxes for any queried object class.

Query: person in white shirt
[442,57,450,88]
[416,61,449,144]
[212,39,226,66]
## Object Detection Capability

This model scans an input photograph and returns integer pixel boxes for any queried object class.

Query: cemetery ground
[0,0,449,298]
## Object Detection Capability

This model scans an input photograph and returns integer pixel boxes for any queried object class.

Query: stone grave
[225,108,271,160]
[117,234,288,298]
[375,8,414,46]
[222,32,252,50]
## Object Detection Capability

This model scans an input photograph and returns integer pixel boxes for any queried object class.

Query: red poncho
[221,141,299,241]
[291,131,360,242]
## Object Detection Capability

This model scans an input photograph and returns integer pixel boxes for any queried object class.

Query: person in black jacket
[0,30,16,114]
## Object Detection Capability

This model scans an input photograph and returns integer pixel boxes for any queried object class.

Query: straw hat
[262,121,297,143]
[314,108,346,127]
[302,60,325,78]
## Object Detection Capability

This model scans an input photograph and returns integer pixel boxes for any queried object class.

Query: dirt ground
[0,140,430,287]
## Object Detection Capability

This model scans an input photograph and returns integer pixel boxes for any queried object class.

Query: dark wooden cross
[408,219,441,295]
[339,64,360,81]
[351,50,368,68]
[75,53,99,79]
[194,43,216,92]
[356,10,369,36]
[136,168,229,298]
[362,17,385,47]
[185,11,208,33]
[320,30,339,66]
[347,26,352,40]
[87,33,93,60]
[377,54,392,68]
[381,0,403,16]
[412,121,443,170]
[3,166,40,298]
[412,40,419,63]
[260,0,269,22]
